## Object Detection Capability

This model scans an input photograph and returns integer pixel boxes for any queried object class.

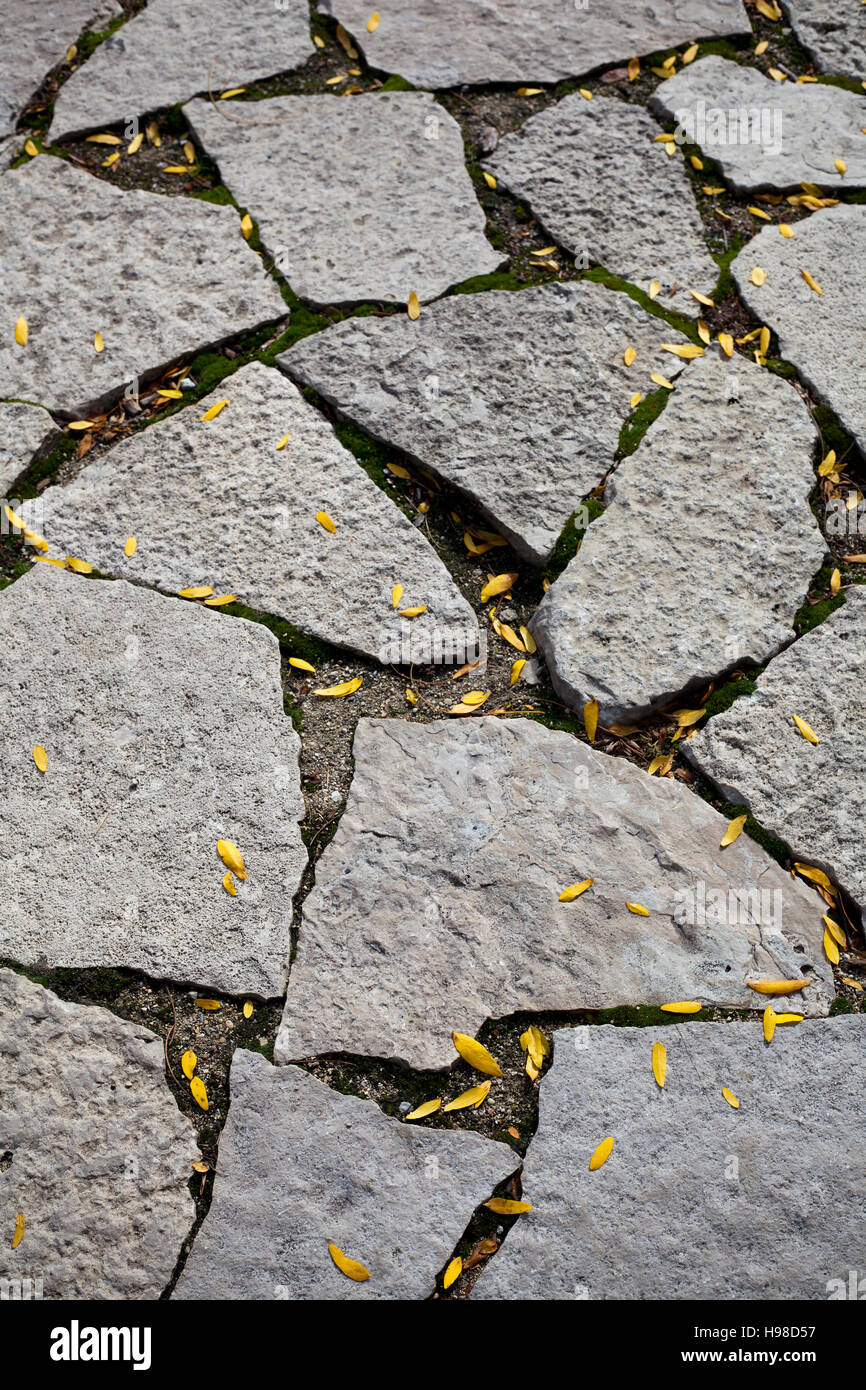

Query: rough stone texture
[184,92,502,307]
[474,1017,866,1300]
[317,0,750,88]
[651,55,866,192]
[24,363,478,666]
[275,717,832,1073]
[530,353,825,723]
[0,0,119,142]
[731,204,866,459]
[0,157,284,417]
[278,281,690,565]
[50,0,313,142]
[0,402,56,498]
[686,587,866,911]
[0,563,306,996]
[784,0,866,79]
[0,968,198,1300]
[483,95,719,306]
[174,1048,515,1300]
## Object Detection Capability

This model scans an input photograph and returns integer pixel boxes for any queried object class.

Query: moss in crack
[540,496,605,585]
[702,673,758,717]
[811,404,859,465]
[616,385,671,460]
[449,270,525,295]
[582,266,701,342]
[379,75,415,91]
[596,1003,709,1027]
[720,803,789,867]
[795,562,844,635]
[0,959,130,1004]
[830,995,858,1016]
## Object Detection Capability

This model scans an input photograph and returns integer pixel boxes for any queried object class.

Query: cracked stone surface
[317,0,750,88]
[0,967,198,1300]
[530,353,825,724]
[185,91,502,307]
[275,717,832,1073]
[174,1048,516,1300]
[49,0,313,142]
[0,563,307,996]
[0,157,284,417]
[686,587,866,912]
[23,362,478,666]
[483,95,719,306]
[0,402,56,498]
[278,281,690,565]
[474,1016,866,1300]
[0,0,119,142]
[784,0,866,79]
[651,55,866,193]
[731,204,866,459]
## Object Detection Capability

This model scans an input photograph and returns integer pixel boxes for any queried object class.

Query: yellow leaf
[648,280,660,299]
[623,345,636,366]
[767,67,786,81]
[647,753,672,776]
[801,269,822,294]
[660,1001,701,1013]
[367,11,380,31]
[841,977,863,991]
[754,39,768,54]
[516,87,544,96]
[630,391,642,408]
[759,325,771,357]
[65,556,92,574]
[701,186,725,195]
[774,1013,804,1024]
[181,1050,197,1079]
[103,152,121,168]
[243,1001,254,1019]
[583,698,599,743]
[579,88,592,100]
[288,656,316,672]
[835,158,846,176]
[190,1076,209,1110]
[163,165,192,174]
[689,289,715,306]
[405,1098,441,1121]
[86,132,122,144]
[480,571,518,602]
[792,713,819,744]
[779,223,795,237]
[24,139,39,157]
[220,87,246,99]
[830,567,841,595]
[313,677,363,697]
[763,1005,777,1043]
[589,1137,614,1171]
[720,813,747,847]
[748,267,767,286]
[124,536,137,557]
[823,928,840,965]
[559,878,593,902]
[329,1244,370,1282]
[200,400,228,421]
[452,1031,502,1077]
[747,979,811,995]
[682,43,698,63]
[217,839,246,880]
[718,332,734,357]
[482,171,497,189]
[626,902,650,916]
[485,1197,532,1214]
[407,292,421,320]
[92,330,105,353]
[652,1041,667,1088]
[722,1087,740,1109]
[240,213,253,239]
[748,205,772,221]
[145,121,161,146]
[12,1213,25,1249]
[203,593,238,607]
[406,688,417,704]
[824,915,847,949]
[316,510,337,533]
[195,999,221,1010]
[32,744,47,773]
[661,343,704,359]
[156,388,182,399]
[461,690,489,707]
[650,373,674,389]
[222,871,237,896]
[127,131,143,154]
[690,154,703,170]
[443,1256,462,1289]
[275,433,290,450]
[510,658,525,686]
[14,316,28,346]
[443,1081,491,1112]
[818,449,837,476]
[178,586,213,598]
[628,57,640,81]
[519,625,536,653]
[398,606,427,618]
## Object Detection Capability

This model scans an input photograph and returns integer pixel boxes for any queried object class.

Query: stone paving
[1,0,864,1305]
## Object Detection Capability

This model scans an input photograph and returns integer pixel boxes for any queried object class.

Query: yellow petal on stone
[288,657,316,672]
[682,43,698,64]
[559,877,593,902]
[24,139,39,157]
[835,158,846,176]
[630,391,643,408]
[405,1098,441,1121]
[650,372,674,389]
[579,88,592,99]
[510,658,525,686]
[316,510,337,533]
[661,343,704,359]
[748,979,811,995]
[12,1213,25,1249]
[824,928,840,965]
[313,677,363,697]
[774,1012,804,1024]
[367,11,380,30]
[583,698,599,742]
[697,320,711,345]
[217,839,246,880]
[624,345,636,365]
[222,871,237,896]
[32,744,47,773]
[689,289,715,306]
[203,593,238,607]
[626,901,650,916]
[194,998,221,1010]
[589,1137,614,1171]
[190,1076,209,1110]
[801,269,822,294]
[648,280,660,299]
[124,537,137,557]
[397,605,427,617]
[779,223,795,237]
[275,433,290,450]
[442,1081,491,1113]
[443,1256,462,1289]
[824,915,847,949]
[759,325,771,356]
[485,1197,532,1214]
[767,67,786,81]
[748,266,767,286]
[763,1005,777,1042]
[407,292,421,320]
[14,316,28,346]
[67,420,95,431]
[792,713,819,744]
[718,332,734,357]
[328,1244,370,1282]
[240,213,253,239]
[178,586,213,598]
[452,1031,502,1077]
[200,399,228,421]
[720,813,747,847]
[182,1050,197,1079]
[660,1001,701,1013]
[652,1041,667,1088]
[480,571,518,602]
[722,1087,740,1109]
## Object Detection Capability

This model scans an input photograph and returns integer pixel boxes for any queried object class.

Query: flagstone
[731,203,866,459]
[685,586,866,911]
[21,362,478,667]
[274,716,832,1073]
[483,95,719,306]
[316,0,750,88]
[278,281,691,564]
[49,0,313,142]
[183,91,502,307]
[0,401,56,499]
[0,967,198,1299]
[0,563,307,996]
[784,0,866,80]
[651,55,866,192]
[0,0,119,144]
[0,157,285,417]
[530,353,826,724]
[174,1048,516,1300]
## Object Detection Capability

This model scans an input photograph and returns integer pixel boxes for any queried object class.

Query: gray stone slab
[278,281,691,565]
[184,91,502,307]
[49,0,313,142]
[22,362,478,666]
[0,563,306,996]
[530,353,825,724]
[0,402,56,499]
[275,717,832,1073]
[483,95,719,307]
[0,156,284,417]
[685,586,866,911]
[474,1016,866,1300]
[317,0,750,88]
[174,1048,515,1300]
[0,0,119,142]
[651,54,866,192]
[0,967,198,1300]
[731,204,866,459]
[784,0,866,79]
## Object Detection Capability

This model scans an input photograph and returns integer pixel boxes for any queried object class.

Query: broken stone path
[25,362,478,667]
[0,968,198,1299]
[474,1017,866,1300]
[0,564,307,997]
[174,1049,516,1300]
[279,280,690,565]
[0,402,55,499]
[184,92,502,307]
[49,0,313,142]
[275,717,832,1074]
[784,0,866,80]
[687,586,866,913]
[0,157,284,417]
[530,353,825,724]
[0,0,119,145]
[317,0,750,89]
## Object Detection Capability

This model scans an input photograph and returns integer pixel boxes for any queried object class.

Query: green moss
[191,185,236,208]
[702,675,757,717]
[1,960,129,1002]
[582,266,701,341]
[240,1039,276,1063]
[596,1003,707,1027]
[379,75,415,91]
[540,496,605,584]
[449,270,525,296]
[795,562,844,635]
[720,803,788,867]
[830,996,857,1016]
[616,385,670,460]
[811,405,856,463]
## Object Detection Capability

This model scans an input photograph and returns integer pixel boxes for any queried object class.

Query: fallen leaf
[481,571,518,602]
[626,902,650,916]
[650,372,674,389]
[747,979,811,995]
[288,656,316,672]
[661,343,704,359]
[398,605,427,617]
[66,556,92,574]
[32,745,47,773]
[408,292,421,320]
[316,510,337,533]
[682,43,698,63]
[763,1005,777,1043]
[181,1050,197,1079]
[203,593,238,607]
[329,1244,370,1282]
[559,877,593,902]
[240,213,253,239]
[720,813,747,847]
[652,1041,667,1088]
[748,205,771,221]
[841,977,863,991]
[824,915,847,949]
[443,1256,462,1288]
[178,586,213,598]
[217,839,246,880]
[660,1001,701,1013]
[190,1076,208,1110]
[195,999,221,1011]
[801,269,822,294]
[792,713,819,744]
[313,677,363,697]
[200,400,229,421]
[86,132,122,144]
[222,871,237,896]
[12,1214,25,1249]
[722,1087,740,1109]
[405,1098,441,1121]
[519,625,536,653]
[485,1198,532,1214]
[718,332,734,357]
[443,1081,491,1112]
[589,1137,614,1171]
[690,289,715,306]
[452,1031,502,1077]
[824,928,840,965]
[584,698,599,742]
